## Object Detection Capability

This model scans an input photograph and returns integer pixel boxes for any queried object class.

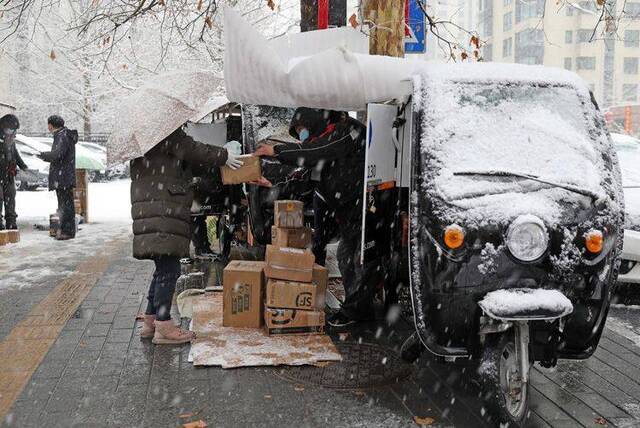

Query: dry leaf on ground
[595,417,607,425]
[294,384,305,391]
[183,420,207,428]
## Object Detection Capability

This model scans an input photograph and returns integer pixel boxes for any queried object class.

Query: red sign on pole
[318,0,329,29]
[624,106,633,134]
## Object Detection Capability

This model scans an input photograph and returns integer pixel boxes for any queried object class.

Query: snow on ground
[605,314,640,348]
[15,179,132,223]
[1,180,133,293]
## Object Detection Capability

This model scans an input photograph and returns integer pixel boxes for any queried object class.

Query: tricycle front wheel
[479,331,529,427]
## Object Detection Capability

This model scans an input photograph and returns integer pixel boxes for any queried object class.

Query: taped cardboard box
[274,200,304,228]
[265,245,315,282]
[264,308,325,335]
[265,264,327,310]
[220,155,262,185]
[222,260,265,328]
[0,230,8,246]
[271,226,312,249]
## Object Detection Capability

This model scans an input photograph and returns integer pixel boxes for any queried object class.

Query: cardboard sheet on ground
[188,292,342,368]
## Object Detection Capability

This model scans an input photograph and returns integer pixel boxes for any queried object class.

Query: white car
[14,134,49,190]
[613,133,640,286]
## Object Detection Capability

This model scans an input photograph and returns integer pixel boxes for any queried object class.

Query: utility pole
[363,0,405,57]
[300,0,347,32]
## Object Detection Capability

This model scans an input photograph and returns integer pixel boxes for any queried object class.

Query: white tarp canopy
[0,102,15,116]
[223,6,424,111]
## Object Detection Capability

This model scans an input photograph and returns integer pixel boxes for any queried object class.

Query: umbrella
[106,71,221,165]
[75,151,106,170]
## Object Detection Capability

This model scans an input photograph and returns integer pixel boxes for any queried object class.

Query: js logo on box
[295,292,313,308]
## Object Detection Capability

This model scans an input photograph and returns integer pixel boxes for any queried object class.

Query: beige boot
[152,320,196,345]
[140,315,156,339]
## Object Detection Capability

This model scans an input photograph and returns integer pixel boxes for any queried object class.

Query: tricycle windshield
[422,82,603,204]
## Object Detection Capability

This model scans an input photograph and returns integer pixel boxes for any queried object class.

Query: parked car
[612,133,640,294]
[14,134,49,190]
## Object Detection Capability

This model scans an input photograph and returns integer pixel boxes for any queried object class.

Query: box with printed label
[273,200,304,228]
[220,155,262,185]
[264,245,315,282]
[264,308,325,335]
[271,226,312,249]
[265,264,327,310]
[222,260,265,328]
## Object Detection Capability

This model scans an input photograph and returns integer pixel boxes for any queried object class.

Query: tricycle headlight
[506,215,548,262]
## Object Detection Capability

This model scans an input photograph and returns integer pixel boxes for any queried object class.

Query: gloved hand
[224,141,244,170]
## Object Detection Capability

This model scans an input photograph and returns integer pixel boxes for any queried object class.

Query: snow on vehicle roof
[414,69,621,229]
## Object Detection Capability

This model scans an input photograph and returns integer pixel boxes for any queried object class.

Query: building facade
[477,0,640,114]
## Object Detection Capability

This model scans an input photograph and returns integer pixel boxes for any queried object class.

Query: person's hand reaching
[249,176,273,187]
[254,144,275,157]
[225,152,244,170]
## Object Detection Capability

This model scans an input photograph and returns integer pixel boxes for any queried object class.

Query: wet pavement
[1,227,640,427]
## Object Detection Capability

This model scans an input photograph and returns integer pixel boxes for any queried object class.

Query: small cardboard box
[271,226,312,249]
[265,245,315,282]
[0,230,8,246]
[7,230,20,243]
[220,155,262,185]
[264,308,325,335]
[274,200,304,228]
[223,260,265,328]
[265,264,327,310]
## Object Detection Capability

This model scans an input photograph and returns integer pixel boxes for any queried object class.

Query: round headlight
[506,216,548,262]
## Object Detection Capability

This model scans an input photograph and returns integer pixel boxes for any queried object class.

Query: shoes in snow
[140,314,156,339]
[152,320,196,345]
[5,223,17,230]
[56,231,74,240]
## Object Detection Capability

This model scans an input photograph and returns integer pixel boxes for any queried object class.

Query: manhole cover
[273,342,413,389]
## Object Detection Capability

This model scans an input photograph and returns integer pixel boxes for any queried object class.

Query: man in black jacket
[254,108,379,328]
[0,114,28,230]
[38,115,78,240]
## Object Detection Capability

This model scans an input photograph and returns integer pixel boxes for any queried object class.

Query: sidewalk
[1,226,640,427]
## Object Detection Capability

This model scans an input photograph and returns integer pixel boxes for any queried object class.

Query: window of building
[516,0,544,23]
[566,5,574,15]
[625,30,640,48]
[623,84,638,101]
[564,57,572,70]
[565,30,573,43]
[504,12,513,31]
[576,56,596,70]
[577,29,592,43]
[514,29,544,64]
[624,3,640,18]
[503,38,513,57]
[624,57,639,74]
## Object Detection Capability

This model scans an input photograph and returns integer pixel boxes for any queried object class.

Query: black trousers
[0,178,17,229]
[56,188,76,237]
[145,255,181,321]
[336,202,379,319]
[312,192,338,266]
[192,215,211,255]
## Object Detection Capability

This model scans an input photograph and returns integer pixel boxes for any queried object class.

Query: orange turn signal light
[585,230,604,253]
[444,225,465,249]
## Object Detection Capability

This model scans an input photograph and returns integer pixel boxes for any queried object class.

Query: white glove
[225,152,244,170]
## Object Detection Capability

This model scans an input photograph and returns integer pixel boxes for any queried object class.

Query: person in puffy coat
[0,114,28,230]
[38,115,78,240]
[131,126,242,345]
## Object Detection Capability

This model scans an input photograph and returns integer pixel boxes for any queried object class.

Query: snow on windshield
[417,75,616,227]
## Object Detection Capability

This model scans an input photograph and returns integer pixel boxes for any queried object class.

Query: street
[2,220,640,427]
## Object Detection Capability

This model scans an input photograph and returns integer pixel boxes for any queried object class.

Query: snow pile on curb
[479,288,573,318]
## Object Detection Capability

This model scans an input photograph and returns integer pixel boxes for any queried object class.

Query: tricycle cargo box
[222,261,265,328]
[265,245,315,282]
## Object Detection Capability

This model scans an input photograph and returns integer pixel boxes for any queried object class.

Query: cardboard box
[220,155,262,185]
[0,230,7,246]
[264,308,325,335]
[265,264,327,310]
[265,245,315,282]
[222,260,265,328]
[7,230,20,243]
[274,200,304,228]
[271,226,312,249]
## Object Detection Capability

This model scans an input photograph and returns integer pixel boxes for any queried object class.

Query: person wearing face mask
[0,114,28,231]
[253,108,379,328]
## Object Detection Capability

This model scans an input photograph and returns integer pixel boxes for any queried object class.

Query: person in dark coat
[0,114,28,230]
[254,108,379,328]
[131,126,241,345]
[38,115,78,240]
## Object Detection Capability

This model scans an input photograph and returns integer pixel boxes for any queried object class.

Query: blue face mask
[298,128,310,142]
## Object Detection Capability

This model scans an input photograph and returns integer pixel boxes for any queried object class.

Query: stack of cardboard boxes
[222,200,327,336]
[0,229,20,246]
